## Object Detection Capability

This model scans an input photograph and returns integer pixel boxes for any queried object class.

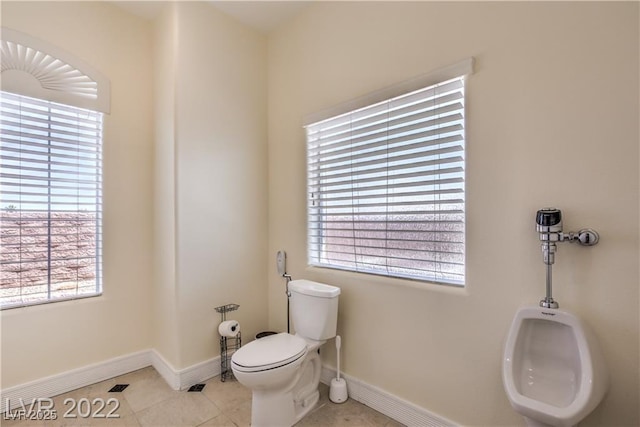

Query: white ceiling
[111,1,310,34]
[211,1,309,33]
[110,1,164,20]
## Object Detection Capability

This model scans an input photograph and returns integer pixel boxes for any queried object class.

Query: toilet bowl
[502,306,608,427]
[231,280,340,427]
[232,332,323,426]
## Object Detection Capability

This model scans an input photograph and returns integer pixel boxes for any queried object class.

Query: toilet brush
[329,335,348,403]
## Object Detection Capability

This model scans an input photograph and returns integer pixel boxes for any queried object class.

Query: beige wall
[154,2,269,369]
[2,2,637,426]
[152,2,181,367]
[267,2,639,426]
[0,2,154,388]
[1,0,269,387]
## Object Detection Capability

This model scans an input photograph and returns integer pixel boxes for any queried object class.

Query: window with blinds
[306,75,466,285]
[0,91,103,308]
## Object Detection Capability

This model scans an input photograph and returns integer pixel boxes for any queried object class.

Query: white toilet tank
[289,280,340,340]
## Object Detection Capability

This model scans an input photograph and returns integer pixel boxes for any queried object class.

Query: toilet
[502,306,608,427]
[231,279,340,427]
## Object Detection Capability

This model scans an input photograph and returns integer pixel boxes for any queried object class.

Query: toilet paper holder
[215,303,241,382]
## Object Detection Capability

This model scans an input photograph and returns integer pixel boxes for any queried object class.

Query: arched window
[1,28,109,308]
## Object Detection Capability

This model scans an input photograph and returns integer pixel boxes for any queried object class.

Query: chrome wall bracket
[562,229,600,246]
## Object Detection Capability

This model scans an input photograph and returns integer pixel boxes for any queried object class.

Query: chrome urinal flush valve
[536,208,562,266]
[535,208,599,309]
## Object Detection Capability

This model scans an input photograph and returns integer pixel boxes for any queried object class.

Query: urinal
[502,306,608,427]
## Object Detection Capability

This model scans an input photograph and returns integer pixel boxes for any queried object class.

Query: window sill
[0,293,103,311]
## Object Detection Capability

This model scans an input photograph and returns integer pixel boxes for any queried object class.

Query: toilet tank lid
[289,280,340,298]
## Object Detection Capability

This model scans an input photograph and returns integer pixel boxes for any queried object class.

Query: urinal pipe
[541,262,559,309]
[545,264,552,301]
[540,241,558,309]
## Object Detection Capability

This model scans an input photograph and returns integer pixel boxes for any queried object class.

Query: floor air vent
[188,384,206,392]
[108,384,129,392]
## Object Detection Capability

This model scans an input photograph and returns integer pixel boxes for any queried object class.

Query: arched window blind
[0,28,107,308]
[0,27,110,113]
[305,60,472,285]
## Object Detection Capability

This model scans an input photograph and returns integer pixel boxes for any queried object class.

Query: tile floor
[2,367,405,427]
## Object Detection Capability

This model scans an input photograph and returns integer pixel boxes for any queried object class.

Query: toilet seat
[232,333,307,373]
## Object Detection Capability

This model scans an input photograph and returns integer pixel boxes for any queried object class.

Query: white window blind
[306,75,466,285]
[0,91,103,308]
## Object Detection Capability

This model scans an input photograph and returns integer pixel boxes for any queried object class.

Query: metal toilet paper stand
[215,303,241,382]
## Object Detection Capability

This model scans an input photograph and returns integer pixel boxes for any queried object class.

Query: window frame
[304,59,473,286]
[0,91,104,309]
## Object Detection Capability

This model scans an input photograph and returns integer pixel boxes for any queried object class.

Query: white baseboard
[150,349,220,391]
[175,355,221,390]
[320,366,457,427]
[1,350,150,413]
[2,350,221,412]
[149,349,179,390]
[2,350,454,427]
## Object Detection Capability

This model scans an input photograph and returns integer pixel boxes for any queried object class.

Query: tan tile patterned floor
[2,367,405,427]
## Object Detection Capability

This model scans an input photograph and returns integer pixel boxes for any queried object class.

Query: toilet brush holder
[330,377,348,403]
[329,335,348,403]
